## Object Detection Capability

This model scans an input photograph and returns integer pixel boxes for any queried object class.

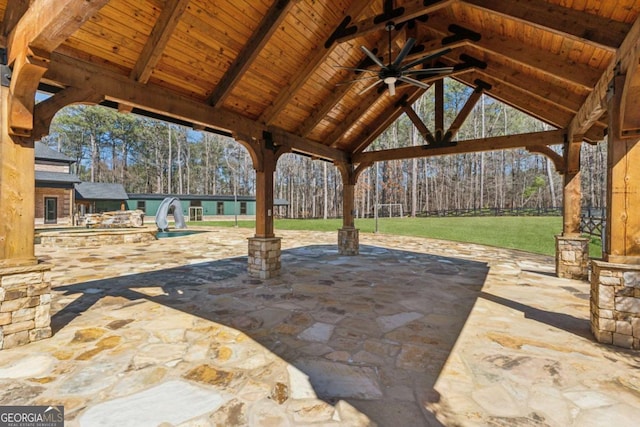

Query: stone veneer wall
[0,263,52,350]
[590,260,640,349]
[338,227,359,256]
[555,235,589,280]
[248,237,281,279]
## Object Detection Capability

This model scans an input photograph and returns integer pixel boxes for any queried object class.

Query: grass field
[189,216,602,257]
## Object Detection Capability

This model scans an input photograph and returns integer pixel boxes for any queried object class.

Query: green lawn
[189,217,602,257]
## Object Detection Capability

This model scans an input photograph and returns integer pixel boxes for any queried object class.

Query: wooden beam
[209,0,296,108]
[32,86,102,140]
[426,20,601,91]
[435,79,444,131]
[334,0,454,44]
[44,53,348,163]
[452,71,574,128]
[403,105,434,142]
[461,0,628,51]
[464,51,587,112]
[267,126,349,163]
[569,14,640,138]
[7,0,109,65]
[353,129,564,163]
[130,0,190,83]
[526,145,564,173]
[352,86,427,154]
[446,82,485,140]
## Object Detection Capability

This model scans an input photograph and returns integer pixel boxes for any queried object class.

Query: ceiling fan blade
[334,65,378,74]
[359,79,383,95]
[400,48,452,71]
[392,38,416,67]
[404,67,454,75]
[336,75,380,86]
[360,45,386,68]
[399,76,431,90]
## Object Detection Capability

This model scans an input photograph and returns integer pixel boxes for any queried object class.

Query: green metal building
[126,194,288,221]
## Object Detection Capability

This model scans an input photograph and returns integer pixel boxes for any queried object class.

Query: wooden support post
[239,134,286,278]
[254,147,277,239]
[605,75,640,263]
[0,82,36,267]
[555,132,589,280]
[590,75,640,350]
[435,79,444,134]
[562,171,582,236]
[0,75,53,350]
[336,161,370,255]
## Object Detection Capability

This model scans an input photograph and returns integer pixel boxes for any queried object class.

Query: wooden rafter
[569,15,640,138]
[260,0,371,125]
[44,53,348,163]
[426,20,601,91]
[130,0,190,83]
[353,129,565,163]
[0,0,30,44]
[7,0,109,65]
[334,0,454,44]
[296,29,407,137]
[460,0,628,51]
[209,0,297,108]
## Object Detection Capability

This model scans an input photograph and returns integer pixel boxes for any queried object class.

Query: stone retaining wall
[39,228,157,248]
[0,263,52,350]
[590,260,640,349]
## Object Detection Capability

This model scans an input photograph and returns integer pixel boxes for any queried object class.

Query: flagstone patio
[1,227,639,426]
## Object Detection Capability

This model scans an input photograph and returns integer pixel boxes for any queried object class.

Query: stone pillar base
[555,235,589,280]
[0,263,52,350]
[590,260,640,349]
[248,237,281,279]
[338,227,359,255]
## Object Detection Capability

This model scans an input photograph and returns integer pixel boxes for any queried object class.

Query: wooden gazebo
[0,0,639,349]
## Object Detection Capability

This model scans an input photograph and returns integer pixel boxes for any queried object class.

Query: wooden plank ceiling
[2,0,640,162]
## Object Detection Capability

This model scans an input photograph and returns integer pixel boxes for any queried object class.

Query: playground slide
[155,197,187,231]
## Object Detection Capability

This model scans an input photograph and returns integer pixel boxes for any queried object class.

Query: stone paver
[0,227,639,426]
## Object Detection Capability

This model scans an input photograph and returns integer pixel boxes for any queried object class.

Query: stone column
[590,260,640,349]
[248,237,281,279]
[555,235,590,280]
[338,227,359,256]
[0,256,52,349]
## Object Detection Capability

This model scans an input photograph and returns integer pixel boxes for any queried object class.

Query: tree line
[42,79,607,218]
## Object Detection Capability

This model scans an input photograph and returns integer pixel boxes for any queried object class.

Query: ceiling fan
[340,22,453,96]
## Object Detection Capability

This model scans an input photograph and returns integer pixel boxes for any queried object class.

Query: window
[137,200,146,213]
[240,202,247,215]
[217,201,224,215]
[191,200,202,207]
[44,197,57,224]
